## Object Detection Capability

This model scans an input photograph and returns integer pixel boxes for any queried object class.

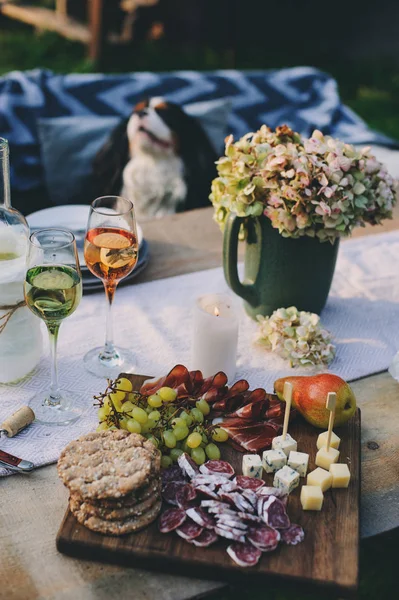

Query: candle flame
[214,306,220,317]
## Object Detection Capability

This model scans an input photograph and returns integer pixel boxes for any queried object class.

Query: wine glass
[83,196,139,378]
[24,228,83,425]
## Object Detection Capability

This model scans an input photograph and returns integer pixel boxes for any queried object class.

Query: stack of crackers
[58,430,162,535]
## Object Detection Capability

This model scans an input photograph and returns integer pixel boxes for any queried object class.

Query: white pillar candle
[192,293,238,382]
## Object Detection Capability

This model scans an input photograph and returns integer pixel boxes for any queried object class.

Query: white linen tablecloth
[1,229,398,475]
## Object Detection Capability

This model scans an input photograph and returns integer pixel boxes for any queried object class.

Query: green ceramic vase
[223,213,339,319]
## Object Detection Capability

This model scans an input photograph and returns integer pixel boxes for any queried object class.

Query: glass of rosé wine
[83,196,139,377]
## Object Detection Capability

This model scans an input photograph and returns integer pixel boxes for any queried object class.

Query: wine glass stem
[48,324,61,405]
[103,283,117,358]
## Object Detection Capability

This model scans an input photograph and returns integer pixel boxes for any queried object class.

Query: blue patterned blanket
[0,66,397,193]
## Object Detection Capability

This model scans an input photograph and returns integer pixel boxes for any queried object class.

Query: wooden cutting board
[56,374,360,596]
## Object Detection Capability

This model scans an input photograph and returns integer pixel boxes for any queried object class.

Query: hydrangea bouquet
[210,125,396,242]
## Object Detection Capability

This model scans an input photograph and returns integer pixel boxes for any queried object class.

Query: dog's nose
[136,109,148,118]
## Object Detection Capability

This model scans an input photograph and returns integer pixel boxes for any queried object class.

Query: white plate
[27,205,144,246]
[27,205,143,269]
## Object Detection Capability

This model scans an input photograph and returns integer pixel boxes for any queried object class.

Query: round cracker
[70,479,161,509]
[71,498,162,535]
[57,431,160,500]
[70,490,160,521]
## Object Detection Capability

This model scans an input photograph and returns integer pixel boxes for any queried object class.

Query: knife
[0,406,36,473]
[0,449,34,472]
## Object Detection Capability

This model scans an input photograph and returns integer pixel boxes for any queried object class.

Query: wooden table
[1,206,399,600]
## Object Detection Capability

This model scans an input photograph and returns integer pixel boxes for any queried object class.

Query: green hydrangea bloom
[209,125,397,243]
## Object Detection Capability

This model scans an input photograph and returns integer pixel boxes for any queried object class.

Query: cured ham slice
[220,418,282,452]
[212,380,250,413]
[140,365,228,401]
[197,372,228,398]
[141,365,192,396]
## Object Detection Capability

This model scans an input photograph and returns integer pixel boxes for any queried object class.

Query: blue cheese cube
[288,450,309,477]
[262,449,287,473]
[242,454,263,479]
[273,465,300,494]
[272,433,297,457]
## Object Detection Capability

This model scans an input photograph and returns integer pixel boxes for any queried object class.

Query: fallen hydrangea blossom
[255,306,335,367]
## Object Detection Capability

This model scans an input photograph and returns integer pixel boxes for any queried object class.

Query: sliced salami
[176,484,197,509]
[176,520,203,540]
[161,464,186,485]
[219,480,238,493]
[235,476,265,491]
[199,460,235,478]
[162,481,186,506]
[242,489,258,508]
[195,485,219,499]
[192,474,228,487]
[257,486,287,499]
[237,512,263,523]
[218,491,237,506]
[191,529,218,547]
[257,487,288,507]
[216,523,248,537]
[215,526,246,543]
[200,500,229,509]
[247,524,280,552]
[257,496,267,517]
[186,507,215,529]
[178,453,200,479]
[215,516,247,531]
[159,508,186,533]
[231,492,255,514]
[208,506,238,517]
[280,523,305,546]
[262,496,290,530]
[227,542,262,567]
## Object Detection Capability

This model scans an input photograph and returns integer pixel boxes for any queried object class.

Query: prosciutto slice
[140,365,228,402]
[220,418,282,452]
[141,365,193,396]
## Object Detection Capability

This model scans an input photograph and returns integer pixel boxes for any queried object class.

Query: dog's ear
[174,110,218,211]
[92,119,130,198]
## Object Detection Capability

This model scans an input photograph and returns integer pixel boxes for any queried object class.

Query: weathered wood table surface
[1,206,399,600]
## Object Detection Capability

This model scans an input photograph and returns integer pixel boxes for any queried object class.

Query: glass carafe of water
[0,137,42,383]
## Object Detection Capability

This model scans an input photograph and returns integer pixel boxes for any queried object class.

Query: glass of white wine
[24,228,83,425]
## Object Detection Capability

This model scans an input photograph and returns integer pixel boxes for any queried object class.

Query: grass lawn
[0,15,397,600]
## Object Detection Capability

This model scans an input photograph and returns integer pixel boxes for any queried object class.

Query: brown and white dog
[92,98,217,219]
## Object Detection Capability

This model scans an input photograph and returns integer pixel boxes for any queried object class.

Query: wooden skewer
[282,382,293,441]
[326,392,337,452]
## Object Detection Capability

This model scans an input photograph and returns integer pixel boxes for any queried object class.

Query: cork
[0,406,35,437]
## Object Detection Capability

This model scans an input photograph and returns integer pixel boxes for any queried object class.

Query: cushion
[37,116,119,206]
[36,97,231,205]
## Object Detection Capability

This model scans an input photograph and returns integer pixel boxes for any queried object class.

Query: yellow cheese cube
[329,463,351,488]
[300,485,324,511]
[307,467,333,492]
[315,447,340,470]
[316,430,341,450]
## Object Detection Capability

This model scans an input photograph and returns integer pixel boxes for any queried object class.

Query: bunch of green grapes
[94,378,229,468]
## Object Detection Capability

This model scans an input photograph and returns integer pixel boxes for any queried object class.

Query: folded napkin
[1,230,398,476]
